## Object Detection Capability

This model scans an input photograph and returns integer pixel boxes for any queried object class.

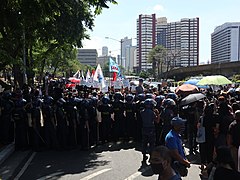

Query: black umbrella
[180,93,206,106]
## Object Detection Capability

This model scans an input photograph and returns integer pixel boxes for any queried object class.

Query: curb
[0,143,15,166]
[0,148,33,180]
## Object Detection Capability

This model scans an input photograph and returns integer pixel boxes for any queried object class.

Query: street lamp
[105,37,123,66]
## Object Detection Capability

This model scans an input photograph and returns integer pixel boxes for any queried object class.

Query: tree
[164,49,181,80]
[0,0,117,87]
[148,45,167,80]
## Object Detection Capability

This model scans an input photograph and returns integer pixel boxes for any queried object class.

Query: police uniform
[42,95,58,149]
[112,93,125,141]
[124,94,136,139]
[140,99,157,162]
[97,96,113,143]
[12,92,28,149]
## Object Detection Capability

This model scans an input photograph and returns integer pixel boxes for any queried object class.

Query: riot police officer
[124,94,136,140]
[112,92,125,141]
[155,95,165,145]
[0,91,14,144]
[65,92,78,148]
[97,95,113,143]
[140,98,159,163]
[42,95,58,149]
[55,96,68,149]
[30,89,43,151]
[87,96,98,147]
[12,89,28,150]
[135,93,145,141]
[160,98,177,145]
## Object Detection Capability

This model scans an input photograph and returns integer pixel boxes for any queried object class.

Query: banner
[109,58,120,73]
[112,80,123,89]
[122,79,130,88]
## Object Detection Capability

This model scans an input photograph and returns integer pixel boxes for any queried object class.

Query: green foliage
[0,0,118,86]
[139,71,150,79]
[148,45,167,80]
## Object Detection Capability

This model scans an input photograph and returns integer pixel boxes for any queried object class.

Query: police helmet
[145,93,155,99]
[166,93,178,101]
[114,92,123,100]
[2,91,11,99]
[102,95,110,104]
[43,95,54,106]
[125,94,134,102]
[144,98,157,108]
[90,96,98,106]
[162,98,176,108]
[155,95,165,104]
[137,93,145,101]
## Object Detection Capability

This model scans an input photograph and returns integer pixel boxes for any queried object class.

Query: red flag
[112,72,117,81]
[91,69,95,77]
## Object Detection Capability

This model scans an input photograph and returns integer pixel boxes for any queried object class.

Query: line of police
[0,85,178,155]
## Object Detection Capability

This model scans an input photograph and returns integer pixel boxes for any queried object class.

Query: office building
[211,22,240,63]
[97,55,116,68]
[77,49,97,66]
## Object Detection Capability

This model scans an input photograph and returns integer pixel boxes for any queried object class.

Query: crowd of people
[1,77,240,179]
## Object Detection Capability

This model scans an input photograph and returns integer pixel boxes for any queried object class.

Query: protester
[213,146,240,180]
[165,116,190,176]
[199,103,215,170]
[150,145,182,180]
[227,110,240,170]
[136,78,144,95]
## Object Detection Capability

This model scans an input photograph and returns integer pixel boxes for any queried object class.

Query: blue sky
[83,0,240,64]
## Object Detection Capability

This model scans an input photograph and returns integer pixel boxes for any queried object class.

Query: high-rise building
[136,15,199,72]
[211,22,240,63]
[166,18,199,67]
[121,37,132,68]
[136,14,157,72]
[102,46,108,56]
[77,49,97,66]
[125,45,137,73]
[156,17,167,47]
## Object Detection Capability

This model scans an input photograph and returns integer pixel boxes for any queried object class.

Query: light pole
[105,37,123,66]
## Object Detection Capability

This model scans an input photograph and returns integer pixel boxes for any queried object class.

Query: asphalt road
[13,141,201,180]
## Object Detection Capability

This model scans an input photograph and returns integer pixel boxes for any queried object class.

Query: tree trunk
[39,58,46,84]
[13,65,23,88]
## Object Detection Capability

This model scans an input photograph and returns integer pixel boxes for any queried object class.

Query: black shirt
[214,166,240,180]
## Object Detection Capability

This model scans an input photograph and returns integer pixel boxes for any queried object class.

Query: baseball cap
[171,117,186,126]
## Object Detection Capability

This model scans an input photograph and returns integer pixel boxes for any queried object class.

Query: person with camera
[165,116,190,177]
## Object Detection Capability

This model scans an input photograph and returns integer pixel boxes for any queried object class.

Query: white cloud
[153,4,164,12]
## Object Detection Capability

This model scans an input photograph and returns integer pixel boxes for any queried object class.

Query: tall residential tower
[136,14,156,72]
[136,15,199,72]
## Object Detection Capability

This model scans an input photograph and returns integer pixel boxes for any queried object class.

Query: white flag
[86,69,91,82]
[73,70,80,78]
[93,64,106,88]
